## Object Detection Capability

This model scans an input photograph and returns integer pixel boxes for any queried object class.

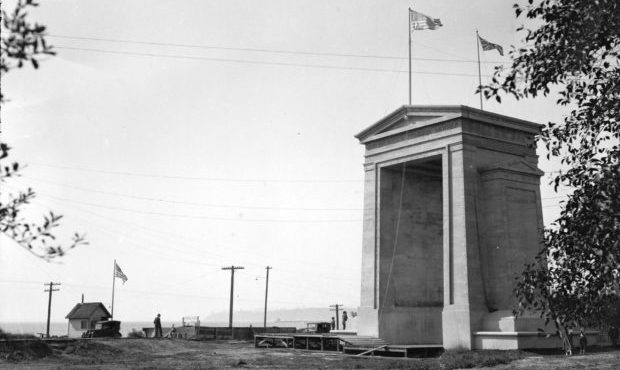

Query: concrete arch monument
[355,105,548,350]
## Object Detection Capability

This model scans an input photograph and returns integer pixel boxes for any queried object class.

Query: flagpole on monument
[111,259,116,319]
[408,8,412,105]
[476,29,483,111]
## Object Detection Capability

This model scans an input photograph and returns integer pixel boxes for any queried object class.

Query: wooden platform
[254,333,344,351]
[343,343,443,357]
[254,333,443,358]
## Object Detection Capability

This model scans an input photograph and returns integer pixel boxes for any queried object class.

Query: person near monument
[579,328,588,355]
[154,313,163,338]
[331,317,335,330]
[342,311,348,330]
[609,325,619,347]
[168,324,177,339]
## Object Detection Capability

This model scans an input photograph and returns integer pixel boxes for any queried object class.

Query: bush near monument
[482,0,620,351]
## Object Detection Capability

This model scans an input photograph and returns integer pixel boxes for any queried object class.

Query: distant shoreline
[0,320,310,337]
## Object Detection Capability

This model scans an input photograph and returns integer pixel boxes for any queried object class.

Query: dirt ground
[491,348,620,370]
[1,338,619,370]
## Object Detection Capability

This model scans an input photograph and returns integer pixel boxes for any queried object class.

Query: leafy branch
[1,0,87,260]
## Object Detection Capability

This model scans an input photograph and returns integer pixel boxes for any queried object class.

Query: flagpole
[476,29,483,110]
[408,8,412,105]
[111,259,116,319]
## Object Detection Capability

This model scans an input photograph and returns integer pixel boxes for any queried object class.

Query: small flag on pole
[114,262,128,284]
[478,35,504,56]
[410,10,443,31]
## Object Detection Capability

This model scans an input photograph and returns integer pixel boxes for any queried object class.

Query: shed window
[81,320,88,329]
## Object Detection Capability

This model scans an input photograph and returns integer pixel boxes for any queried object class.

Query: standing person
[579,328,587,355]
[331,317,335,330]
[609,325,619,347]
[342,311,348,330]
[154,313,163,338]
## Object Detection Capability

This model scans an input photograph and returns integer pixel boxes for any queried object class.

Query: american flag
[410,10,443,31]
[478,35,504,56]
[114,262,128,284]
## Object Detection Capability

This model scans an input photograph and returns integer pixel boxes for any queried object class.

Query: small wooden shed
[65,302,112,338]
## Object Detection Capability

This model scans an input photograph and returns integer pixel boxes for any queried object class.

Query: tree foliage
[483,0,619,348]
[1,0,87,260]
[1,0,55,102]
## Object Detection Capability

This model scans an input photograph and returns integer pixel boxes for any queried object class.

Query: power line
[23,195,364,285]
[27,162,361,183]
[23,176,363,211]
[33,193,362,223]
[48,34,507,64]
[2,279,354,307]
[27,196,362,282]
[54,45,492,78]
[20,173,568,204]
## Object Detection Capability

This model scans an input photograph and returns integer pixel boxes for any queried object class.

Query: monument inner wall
[378,162,443,344]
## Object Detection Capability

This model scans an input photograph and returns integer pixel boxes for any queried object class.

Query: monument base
[473,331,599,350]
[474,310,598,349]
[356,306,378,337]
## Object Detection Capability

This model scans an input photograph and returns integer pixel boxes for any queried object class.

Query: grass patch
[439,349,526,369]
[0,328,52,361]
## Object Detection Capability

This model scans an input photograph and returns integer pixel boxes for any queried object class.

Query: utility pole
[329,304,342,330]
[263,266,272,328]
[44,282,61,338]
[222,265,244,328]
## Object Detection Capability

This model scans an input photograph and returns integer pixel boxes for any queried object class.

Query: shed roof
[65,302,112,319]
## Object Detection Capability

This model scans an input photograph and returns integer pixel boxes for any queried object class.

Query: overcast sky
[1,0,572,325]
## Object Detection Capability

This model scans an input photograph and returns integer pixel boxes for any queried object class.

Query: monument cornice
[363,131,462,159]
[355,105,542,145]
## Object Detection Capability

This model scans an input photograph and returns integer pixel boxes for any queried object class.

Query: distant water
[1,320,308,337]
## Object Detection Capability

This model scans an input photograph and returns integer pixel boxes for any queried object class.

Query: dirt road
[1,338,619,369]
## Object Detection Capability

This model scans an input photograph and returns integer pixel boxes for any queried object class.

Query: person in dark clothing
[579,328,587,355]
[342,311,348,330]
[154,314,162,338]
[331,317,335,330]
[609,325,619,347]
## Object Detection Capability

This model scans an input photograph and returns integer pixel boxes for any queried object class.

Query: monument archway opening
[378,157,443,345]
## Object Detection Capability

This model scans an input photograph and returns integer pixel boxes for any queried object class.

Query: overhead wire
[22,189,362,283]
[22,175,364,211]
[34,192,362,223]
[53,46,494,78]
[48,34,508,65]
[41,195,362,280]
[2,200,359,301]
[27,162,361,183]
[0,278,351,306]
